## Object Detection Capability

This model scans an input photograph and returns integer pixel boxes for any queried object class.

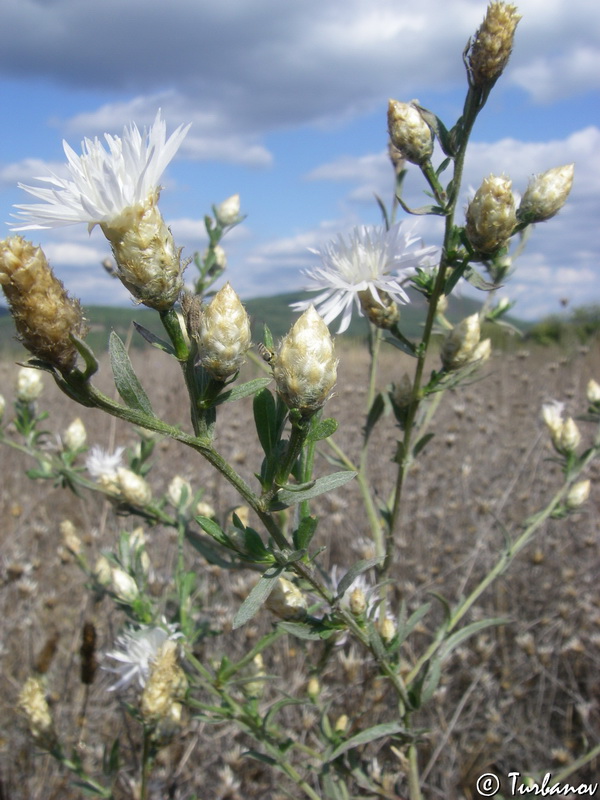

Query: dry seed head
[566,479,590,509]
[265,577,308,620]
[441,313,481,370]
[140,640,187,723]
[18,676,55,746]
[101,190,183,311]
[197,282,251,380]
[16,366,44,402]
[587,378,600,405]
[215,193,241,226]
[467,2,521,88]
[387,100,434,165]
[518,164,574,223]
[0,237,87,372]
[466,175,517,255]
[117,468,152,507]
[63,417,87,451]
[273,306,337,414]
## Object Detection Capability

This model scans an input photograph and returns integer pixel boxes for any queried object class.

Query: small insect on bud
[466,2,521,89]
[16,366,44,402]
[0,237,88,373]
[63,417,87,451]
[387,100,434,165]
[466,175,517,256]
[587,379,600,405]
[197,283,252,381]
[566,479,591,509]
[518,164,574,224]
[265,577,308,620]
[117,468,152,507]
[214,193,241,227]
[441,314,482,370]
[273,306,337,415]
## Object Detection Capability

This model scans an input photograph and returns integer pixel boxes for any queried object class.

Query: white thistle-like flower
[292,223,437,333]
[12,111,190,231]
[104,625,181,691]
[86,445,125,480]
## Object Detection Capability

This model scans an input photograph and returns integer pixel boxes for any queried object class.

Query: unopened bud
[349,587,367,616]
[557,417,581,454]
[117,468,152,507]
[377,616,397,645]
[273,306,337,414]
[18,676,56,746]
[334,714,349,734]
[16,367,44,402]
[141,640,187,723]
[63,417,87,451]
[387,100,434,165]
[101,191,183,311]
[265,577,308,620]
[60,519,82,556]
[541,401,564,438]
[466,175,517,256]
[0,394,5,421]
[197,283,251,381]
[358,289,400,329]
[467,2,521,88]
[587,379,600,405]
[167,475,192,509]
[441,314,481,370]
[195,500,216,518]
[1,237,88,372]
[93,555,113,586]
[518,164,574,223]
[214,194,241,226]
[566,479,590,509]
[471,338,492,363]
[244,653,266,698]
[111,567,139,602]
[307,677,320,700]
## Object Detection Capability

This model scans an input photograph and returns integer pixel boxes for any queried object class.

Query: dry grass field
[1,334,599,799]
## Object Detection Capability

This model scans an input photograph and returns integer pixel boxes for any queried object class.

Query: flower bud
[349,587,367,616]
[471,338,492,363]
[466,175,517,256]
[467,2,521,88]
[167,475,192,509]
[63,417,87,451]
[195,500,216,518]
[334,714,349,734]
[387,100,433,165]
[358,289,400,330]
[141,640,187,723]
[307,677,320,700]
[541,401,564,438]
[197,283,251,380]
[377,616,397,645]
[273,306,337,414]
[214,193,241,226]
[60,519,82,556]
[117,468,152,507]
[93,555,113,586]
[265,577,308,620]
[16,366,44,402]
[587,379,600,405]
[101,191,183,311]
[0,237,88,372]
[18,676,56,746]
[0,394,5,422]
[518,164,574,223]
[557,417,581,454]
[441,314,481,370]
[566,479,590,509]
[111,567,139,602]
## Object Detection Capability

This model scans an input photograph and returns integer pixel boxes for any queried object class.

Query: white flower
[86,445,125,480]
[16,367,44,402]
[104,625,181,691]
[292,223,437,333]
[12,110,190,231]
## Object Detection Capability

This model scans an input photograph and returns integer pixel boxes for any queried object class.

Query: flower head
[292,223,437,333]
[86,445,125,481]
[104,625,181,691]
[12,111,190,232]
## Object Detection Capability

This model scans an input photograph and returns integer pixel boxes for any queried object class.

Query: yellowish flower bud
[467,2,521,88]
[0,237,88,373]
[471,337,492,363]
[377,616,397,645]
[566,479,591,509]
[204,244,227,270]
[117,468,152,507]
[60,519,82,556]
[587,379,600,405]
[265,577,308,620]
[93,555,113,586]
[16,366,44,402]
[466,175,517,256]
[0,394,5,420]
[141,640,187,723]
[244,653,266,698]
[197,283,251,380]
[195,500,216,518]
[441,314,481,370]
[541,401,564,438]
[350,587,367,616]
[167,475,192,509]
[63,417,87,451]
[18,676,56,746]
[111,567,139,602]
[558,417,581,454]
[100,190,183,311]
[358,288,400,329]
[307,677,320,700]
[273,306,337,414]
[387,100,434,165]
[215,193,241,226]
[334,714,349,734]
[518,164,574,223]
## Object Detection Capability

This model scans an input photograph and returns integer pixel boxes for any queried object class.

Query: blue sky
[1,0,599,321]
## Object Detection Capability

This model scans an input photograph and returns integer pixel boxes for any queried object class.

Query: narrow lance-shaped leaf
[335,557,383,599]
[109,331,154,416]
[326,721,408,762]
[272,470,356,509]
[232,567,283,629]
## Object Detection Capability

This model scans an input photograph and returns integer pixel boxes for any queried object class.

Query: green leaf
[214,377,273,405]
[413,432,435,458]
[420,656,442,705]
[276,621,324,640]
[132,321,175,355]
[440,617,510,659]
[195,515,232,548]
[326,722,408,762]
[254,388,278,456]
[397,602,432,646]
[232,567,283,629]
[293,515,318,550]
[373,193,390,229]
[263,324,274,351]
[109,331,154,416]
[243,750,278,767]
[363,393,385,442]
[335,557,383,599]
[243,527,270,560]
[272,470,356,509]
[306,417,338,443]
